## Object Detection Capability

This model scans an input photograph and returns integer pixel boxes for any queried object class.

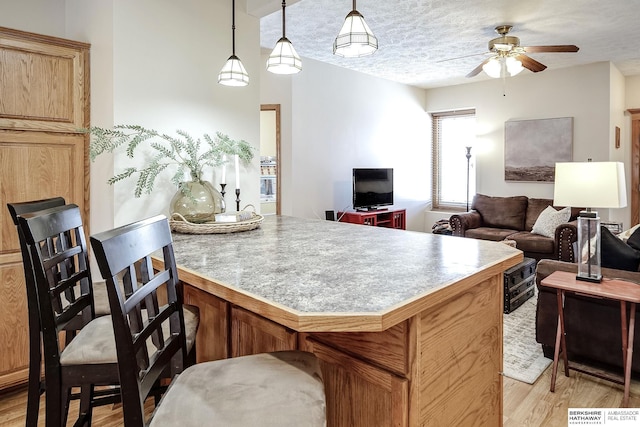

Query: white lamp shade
[267,37,302,74]
[553,161,628,208]
[218,55,249,86]
[333,10,378,57]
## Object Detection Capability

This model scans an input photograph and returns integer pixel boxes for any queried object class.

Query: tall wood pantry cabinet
[0,27,90,391]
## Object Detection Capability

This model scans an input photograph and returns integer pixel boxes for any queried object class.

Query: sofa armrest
[449,211,482,237]
[554,221,578,262]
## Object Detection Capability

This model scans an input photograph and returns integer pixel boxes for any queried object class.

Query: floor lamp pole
[465,146,472,211]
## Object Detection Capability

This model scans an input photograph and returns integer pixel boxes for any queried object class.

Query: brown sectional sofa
[536,259,640,376]
[449,194,581,262]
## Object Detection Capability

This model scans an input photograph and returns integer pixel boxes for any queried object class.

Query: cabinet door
[183,284,229,363]
[308,339,409,427]
[0,28,89,391]
[231,306,297,357]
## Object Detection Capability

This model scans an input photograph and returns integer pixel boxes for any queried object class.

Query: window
[431,109,476,210]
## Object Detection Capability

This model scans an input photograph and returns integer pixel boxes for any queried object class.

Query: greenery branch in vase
[88,124,254,223]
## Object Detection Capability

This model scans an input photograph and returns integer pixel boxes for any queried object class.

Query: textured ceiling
[258,0,640,88]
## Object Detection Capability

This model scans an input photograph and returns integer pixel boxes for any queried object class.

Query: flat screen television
[353,168,393,211]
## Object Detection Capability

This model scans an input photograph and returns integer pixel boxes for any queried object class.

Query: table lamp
[553,161,627,282]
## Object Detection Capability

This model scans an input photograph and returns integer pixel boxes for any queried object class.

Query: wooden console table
[338,208,406,229]
[158,216,521,426]
[542,271,640,407]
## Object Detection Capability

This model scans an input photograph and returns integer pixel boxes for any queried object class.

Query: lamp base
[576,273,602,283]
[576,211,602,284]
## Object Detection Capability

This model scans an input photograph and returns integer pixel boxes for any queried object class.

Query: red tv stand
[338,208,406,230]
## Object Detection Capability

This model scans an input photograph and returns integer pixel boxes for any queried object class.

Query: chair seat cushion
[149,351,326,427]
[60,305,199,366]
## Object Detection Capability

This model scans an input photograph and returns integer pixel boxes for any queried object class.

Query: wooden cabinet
[0,27,90,390]
[338,209,406,230]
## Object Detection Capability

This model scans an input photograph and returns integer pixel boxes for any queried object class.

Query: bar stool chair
[7,197,67,427]
[16,203,122,427]
[90,215,327,427]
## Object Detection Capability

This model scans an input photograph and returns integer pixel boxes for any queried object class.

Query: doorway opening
[260,104,281,215]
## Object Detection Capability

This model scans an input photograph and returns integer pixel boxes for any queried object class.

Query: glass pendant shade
[333,9,378,57]
[267,1,301,74]
[218,0,249,87]
[218,55,249,86]
[267,36,302,74]
[482,56,523,78]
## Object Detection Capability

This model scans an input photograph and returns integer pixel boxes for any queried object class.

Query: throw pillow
[626,226,640,251]
[618,224,640,242]
[531,206,571,238]
[601,226,640,271]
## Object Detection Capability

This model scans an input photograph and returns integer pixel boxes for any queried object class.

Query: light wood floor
[0,363,638,426]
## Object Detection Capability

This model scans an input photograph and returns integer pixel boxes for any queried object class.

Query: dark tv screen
[353,168,393,210]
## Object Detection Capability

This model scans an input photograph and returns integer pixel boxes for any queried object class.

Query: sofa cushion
[531,206,571,238]
[465,227,518,241]
[508,231,555,254]
[601,226,640,271]
[524,198,554,231]
[471,194,528,230]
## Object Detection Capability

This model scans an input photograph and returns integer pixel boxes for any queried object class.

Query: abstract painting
[504,117,573,182]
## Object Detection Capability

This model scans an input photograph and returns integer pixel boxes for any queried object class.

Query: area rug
[503,291,552,384]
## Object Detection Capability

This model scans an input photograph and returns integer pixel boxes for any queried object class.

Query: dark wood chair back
[17,204,96,366]
[90,215,188,426]
[7,197,66,427]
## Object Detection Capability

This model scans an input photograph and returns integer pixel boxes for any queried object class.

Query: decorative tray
[169,211,264,234]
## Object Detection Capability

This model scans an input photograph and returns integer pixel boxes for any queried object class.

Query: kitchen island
[163,215,522,426]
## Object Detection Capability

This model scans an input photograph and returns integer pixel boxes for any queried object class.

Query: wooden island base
[183,271,504,427]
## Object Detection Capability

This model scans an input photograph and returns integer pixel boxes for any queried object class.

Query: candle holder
[235,188,241,211]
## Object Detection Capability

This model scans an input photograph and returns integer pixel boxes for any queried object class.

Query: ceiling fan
[466,25,579,78]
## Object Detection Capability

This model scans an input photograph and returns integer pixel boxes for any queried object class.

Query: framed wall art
[504,117,573,182]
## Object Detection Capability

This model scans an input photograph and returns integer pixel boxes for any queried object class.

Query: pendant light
[333,0,378,57]
[218,0,249,86]
[267,0,302,74]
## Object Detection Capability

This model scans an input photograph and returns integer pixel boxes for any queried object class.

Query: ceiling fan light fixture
[482,56,523,78]
[482,58,502,78]
[506,56,523,76]
[267,0,302,75]
[333,3,378,58]
[218,0,249,87]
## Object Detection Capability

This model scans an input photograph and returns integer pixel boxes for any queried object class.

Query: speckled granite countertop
[170,215,521,319]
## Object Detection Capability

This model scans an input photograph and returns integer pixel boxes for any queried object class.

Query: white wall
[0,0,66,37]
[261,56,431,231]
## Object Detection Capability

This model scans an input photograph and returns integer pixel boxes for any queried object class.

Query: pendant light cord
[231,0,236,55]
[281,1,287,38]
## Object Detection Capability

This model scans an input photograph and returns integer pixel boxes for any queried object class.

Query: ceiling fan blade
[466,58,491,78]
[522,45,579,53]
[518,54,547,72]
[436,52,488,63]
